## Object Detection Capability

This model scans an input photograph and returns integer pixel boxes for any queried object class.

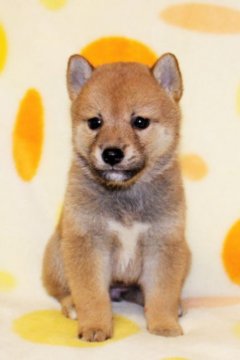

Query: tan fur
[42,53,191,342]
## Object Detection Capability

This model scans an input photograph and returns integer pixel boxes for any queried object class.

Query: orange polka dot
[0,23,7,72]
[180,154,208,181]
[160,4,240,34]
[81,36,157,67]
[222,220,240,284]
[13,89,44,181]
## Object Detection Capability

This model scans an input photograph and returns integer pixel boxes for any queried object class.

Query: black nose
[102,147,124,166]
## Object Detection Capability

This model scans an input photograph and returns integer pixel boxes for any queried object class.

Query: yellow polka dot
[13,310,140,347]
[233,322,240,338]
[40,0,67,10]
[0,23,7,72]
[13,89,44,181]
[81,36,157,67]
[161,358,189,360]
[236,84,240,116]
[180,154,208,181]
[0,271,17,291]
[222,220,240,284]
[56,203,63,224]
[160,4,240,34]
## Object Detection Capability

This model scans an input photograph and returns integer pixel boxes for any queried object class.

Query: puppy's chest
[107,220,150,277]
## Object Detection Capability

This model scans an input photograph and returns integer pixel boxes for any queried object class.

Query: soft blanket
[0,0,240,359]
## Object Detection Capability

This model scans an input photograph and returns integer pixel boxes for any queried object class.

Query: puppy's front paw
[79,326,112,342]
[148,319,183,337]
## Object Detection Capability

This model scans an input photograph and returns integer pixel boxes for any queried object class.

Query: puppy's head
[67,53,183,187]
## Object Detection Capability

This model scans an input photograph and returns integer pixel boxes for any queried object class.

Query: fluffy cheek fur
[139,125,175,167]
[73,122,95,160]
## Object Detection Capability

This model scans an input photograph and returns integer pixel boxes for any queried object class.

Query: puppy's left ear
[67,55,94,101]
[151,53,183,102]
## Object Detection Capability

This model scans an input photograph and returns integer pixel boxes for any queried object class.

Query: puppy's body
[42,55,190,342]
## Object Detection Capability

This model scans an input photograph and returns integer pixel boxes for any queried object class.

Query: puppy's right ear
[67,55,94,101]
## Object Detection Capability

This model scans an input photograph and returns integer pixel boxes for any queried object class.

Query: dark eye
[87,117,103,130]
[131,116,150,130]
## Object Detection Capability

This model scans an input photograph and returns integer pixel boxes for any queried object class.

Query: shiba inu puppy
[42,53,191,342]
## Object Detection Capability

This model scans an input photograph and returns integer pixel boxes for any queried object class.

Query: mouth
[77,153,144,185]
[95,168,142,183]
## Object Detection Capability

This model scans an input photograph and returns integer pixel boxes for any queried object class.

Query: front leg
[62,232,112,342]
[141,234,190,337]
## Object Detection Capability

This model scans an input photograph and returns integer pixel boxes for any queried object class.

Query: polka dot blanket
[0,1,240,359]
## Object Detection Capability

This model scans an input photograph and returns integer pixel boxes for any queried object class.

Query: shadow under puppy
[42,53,191,342]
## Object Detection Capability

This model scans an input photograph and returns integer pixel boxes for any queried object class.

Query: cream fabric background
[0,1,240,359]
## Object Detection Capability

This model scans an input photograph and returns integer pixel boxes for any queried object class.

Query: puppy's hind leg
[61,295,78,320]
[42,229,70,307]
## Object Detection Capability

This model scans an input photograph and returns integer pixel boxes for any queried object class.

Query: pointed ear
[67,55,94,101]
[151,53,183,102]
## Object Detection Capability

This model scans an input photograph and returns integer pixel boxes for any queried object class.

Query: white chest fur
[107,220,150,272]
